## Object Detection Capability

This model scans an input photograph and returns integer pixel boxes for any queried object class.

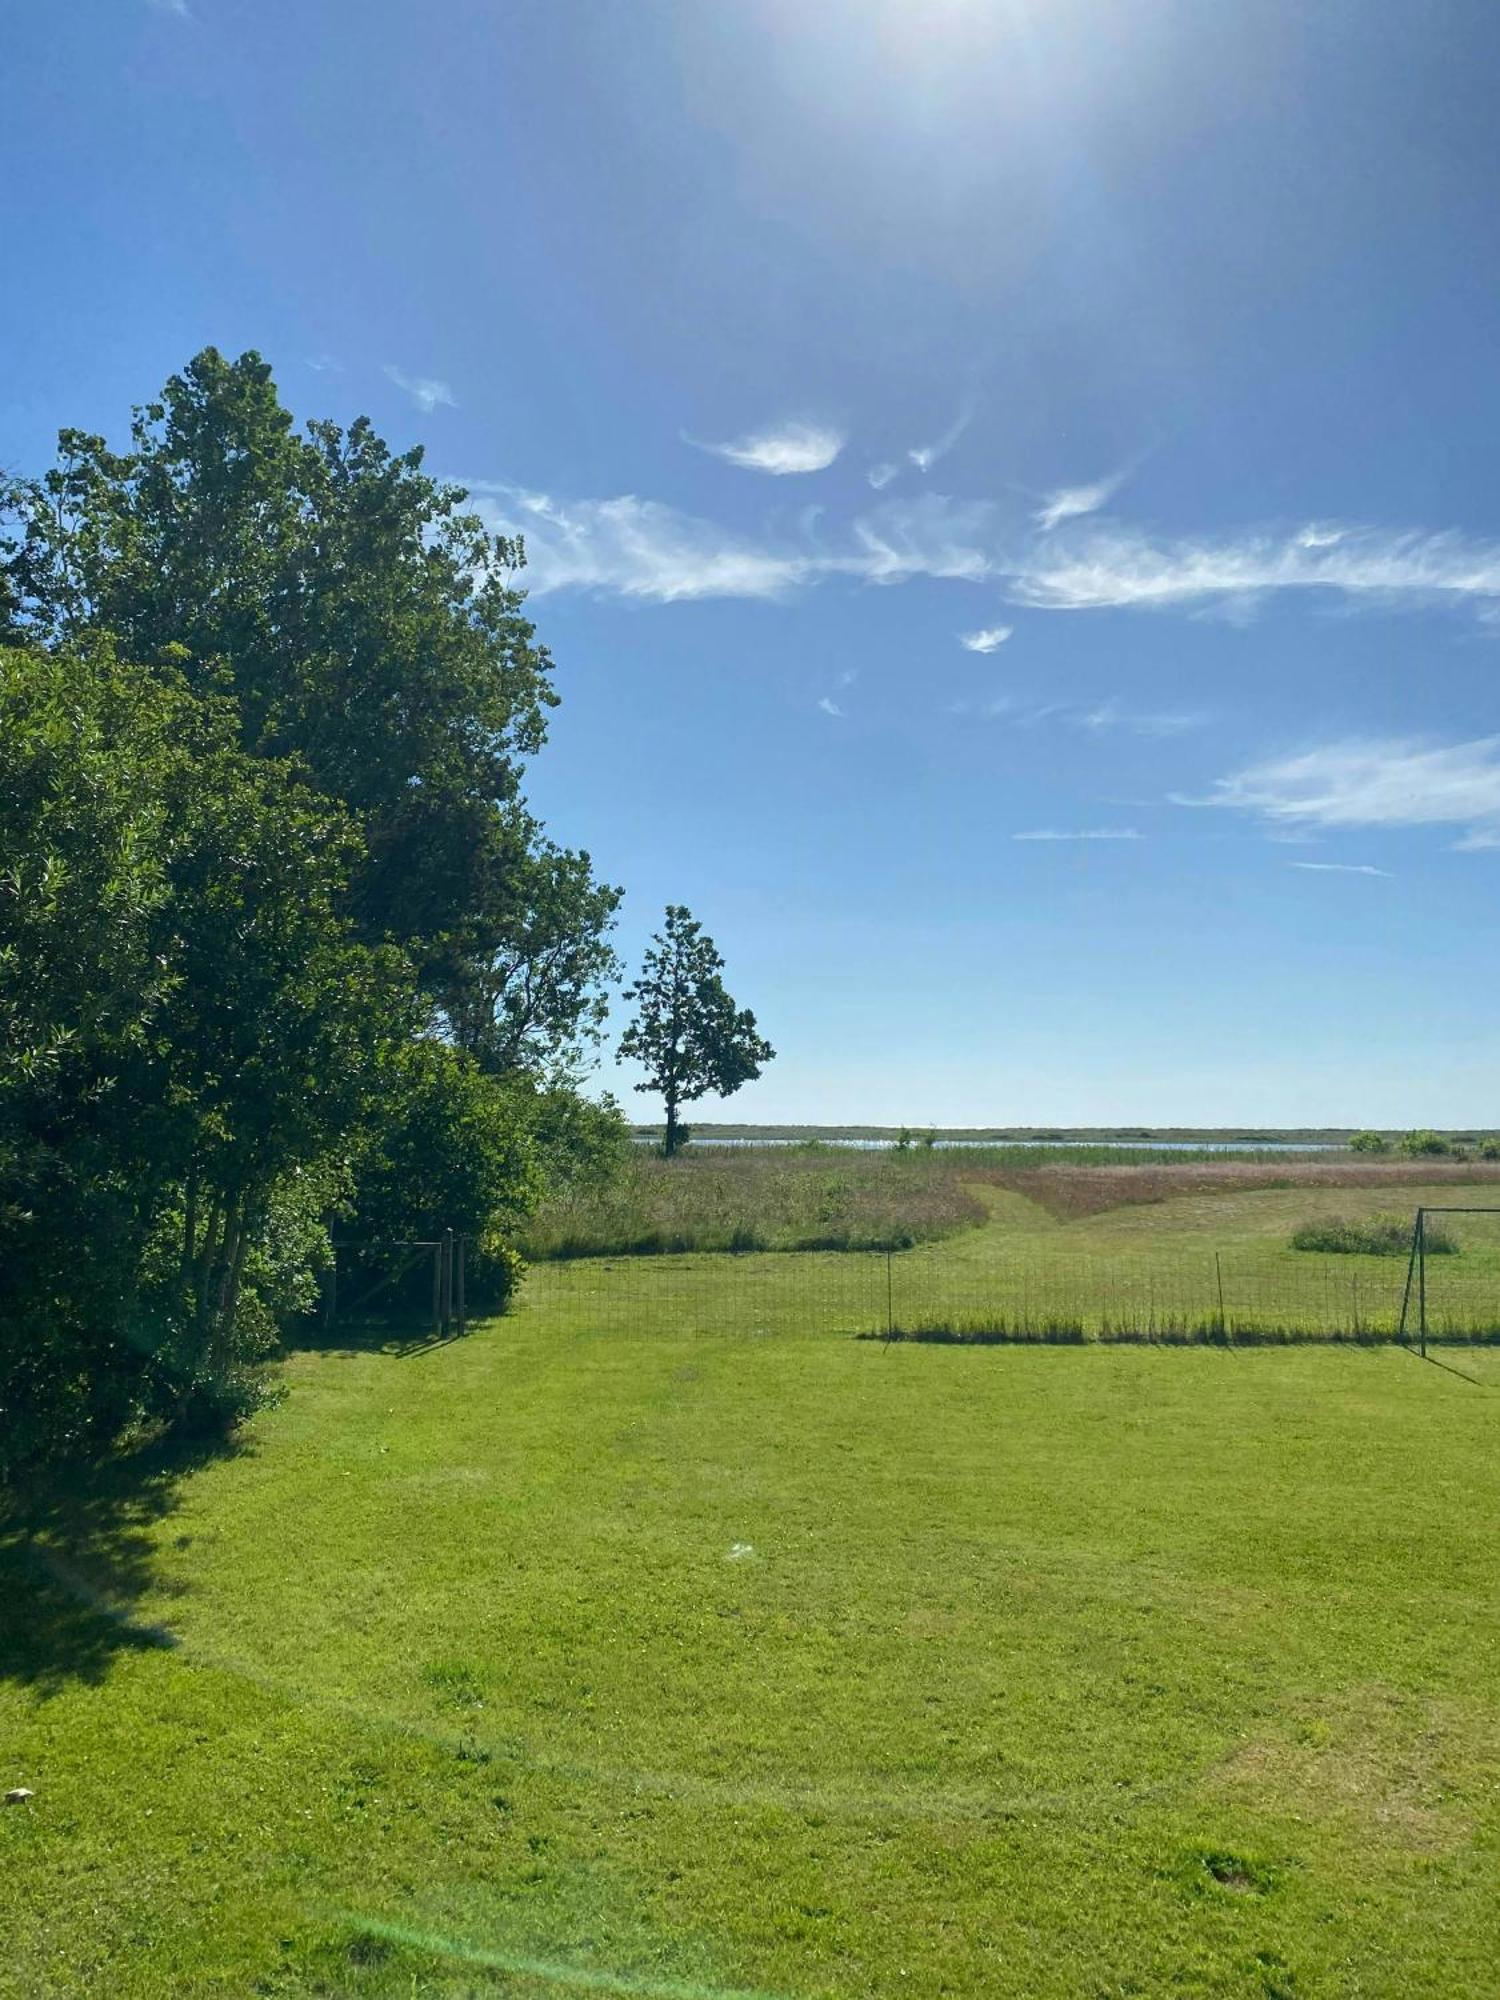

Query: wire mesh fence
[519,1228,1500,1344]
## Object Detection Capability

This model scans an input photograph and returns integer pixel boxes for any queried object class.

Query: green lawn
[4,1228,1500,1995]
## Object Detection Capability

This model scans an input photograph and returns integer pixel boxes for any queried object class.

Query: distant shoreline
[631,1123,1381,1144]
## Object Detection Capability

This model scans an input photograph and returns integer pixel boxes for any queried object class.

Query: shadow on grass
[0,1426,246,1697]
[281,1312,470,1360]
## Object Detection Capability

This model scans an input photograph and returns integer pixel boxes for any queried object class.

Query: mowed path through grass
[3,1296,1499,1995]
[526,1175,1500,1338]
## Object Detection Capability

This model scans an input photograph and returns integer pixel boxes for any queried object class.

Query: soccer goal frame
[1397,1206,1500,1356]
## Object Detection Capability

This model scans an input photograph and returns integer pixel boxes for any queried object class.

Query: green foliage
[0,345,621,1060]
[1290,1212,1437,1256]
[1297,1211,1460,1257]
[1349,1130,1389,1153]
[349,1040,543,1249]
[617,906,774,1155]
[1399,1129,1456,1157]
[0,352,628,1478]
[0,643,409,1479]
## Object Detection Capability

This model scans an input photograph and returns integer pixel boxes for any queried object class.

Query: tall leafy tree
[618,906,774,1156]
[0,347,620,1054]
[0,643,408,1477]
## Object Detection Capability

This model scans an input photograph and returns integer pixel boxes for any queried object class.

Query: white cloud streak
[693,421,844,476]
[1012,828,1143,842]
[469,487,1000,602]
[1034,474,1126,533]
[817,696,844,717]
[1292,861,1392,877]
[950,693,1203,737]
[1183,737,1500,853]
[867,462,899,491]
[908,404,974,475]
[460,476,1500,632]
[384,365,456,413]
[959,625,1012,653]
[471,488,810,602]
[1009,522,1500,615]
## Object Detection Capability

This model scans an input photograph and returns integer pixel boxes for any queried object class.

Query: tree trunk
[664,1094,680,1157]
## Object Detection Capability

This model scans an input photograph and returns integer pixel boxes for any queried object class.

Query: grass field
[525,1167,1500,1340]
[517,1145,1481,1264]
[4,1182,1500,1996]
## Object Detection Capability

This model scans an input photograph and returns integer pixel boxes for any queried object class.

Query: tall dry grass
[520,1145,987,1258]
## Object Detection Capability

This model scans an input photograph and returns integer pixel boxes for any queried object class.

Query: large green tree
[0,351,630,1479]
[0,347,620,1057]
[0,642,408,1478]
[618,906,774,1156]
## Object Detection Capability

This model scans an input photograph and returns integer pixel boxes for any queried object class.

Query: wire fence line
[522,1239,1500,1344]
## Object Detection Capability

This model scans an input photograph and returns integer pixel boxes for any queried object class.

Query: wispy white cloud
[843,494,996,586]
[1034,473,1127,533]
[1292,861,1392,877]
[908,404,974,475]
[949,691,1204,737]
[1012,828,1143,842]
[470,487,811,602]
[1071,697,1204,738]
[147,0,191,15]
[384,365,456,413]
[867,462,899,491]
[817,696,844,717]
[460,475,1500,633]
[1009,522,1500,617]
[1180,737,1500,851]
[692,421,844,476]
[305,354,343,374]
[959,625,1012,654]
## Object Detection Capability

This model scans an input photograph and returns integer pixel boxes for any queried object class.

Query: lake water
[667,1136,1347,1154]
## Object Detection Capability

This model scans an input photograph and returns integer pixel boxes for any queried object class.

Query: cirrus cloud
[1178,737,1500,852]
[692,421,844,476]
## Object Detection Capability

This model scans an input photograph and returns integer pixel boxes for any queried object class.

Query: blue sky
[8,0,1500,1126]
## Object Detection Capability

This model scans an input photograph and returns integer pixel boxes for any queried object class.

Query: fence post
[885,1248,894,1339]
[1418,1210,1427,1359]
[457,1234,466,1335]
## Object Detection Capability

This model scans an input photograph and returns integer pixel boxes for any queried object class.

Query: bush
[1290,1212,1455,1256]
[1399,1130,1455,1157]
[1348,1131,1389,1153]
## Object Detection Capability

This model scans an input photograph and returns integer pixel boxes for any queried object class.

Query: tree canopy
[618,906,774,1155]
[1,346,621,1054]
[0,352,628,1483]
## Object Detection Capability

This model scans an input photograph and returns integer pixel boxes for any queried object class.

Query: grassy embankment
[4,1301,1499,1997]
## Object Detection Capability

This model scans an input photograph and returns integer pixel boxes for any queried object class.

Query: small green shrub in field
[1399,1129,1456,1157]
[1348,1130,1389,1153]
[1290,1212,1456,1256]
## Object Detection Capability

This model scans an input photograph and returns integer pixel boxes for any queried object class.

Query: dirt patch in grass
[1209,1684,1496,1854]
[987,1160,1500,1222]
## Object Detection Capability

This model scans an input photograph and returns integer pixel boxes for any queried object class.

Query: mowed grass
[3,1266,1500,1995]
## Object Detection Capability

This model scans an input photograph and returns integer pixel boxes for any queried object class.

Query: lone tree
[618,906,774,1155]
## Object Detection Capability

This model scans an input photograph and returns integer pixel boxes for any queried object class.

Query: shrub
[1399,1130,1454,1157]
[1290,1212,1455,1256]
[1348,1131,1389,1153]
